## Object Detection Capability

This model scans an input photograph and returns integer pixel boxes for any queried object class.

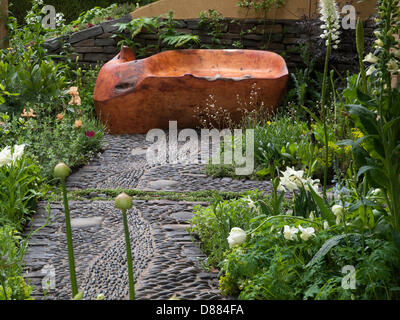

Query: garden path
[22,134,273,300]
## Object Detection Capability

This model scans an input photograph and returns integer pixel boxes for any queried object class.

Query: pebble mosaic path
[22,134,273,300]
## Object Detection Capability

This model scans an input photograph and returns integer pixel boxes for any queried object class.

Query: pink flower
[85,131,95,138]
[106,16,113,21]
[87,23,94,28]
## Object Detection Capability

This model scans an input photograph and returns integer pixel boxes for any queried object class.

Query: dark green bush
[9,0,157,24]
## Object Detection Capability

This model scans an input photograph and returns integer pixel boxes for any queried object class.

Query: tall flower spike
[319,0,341,49]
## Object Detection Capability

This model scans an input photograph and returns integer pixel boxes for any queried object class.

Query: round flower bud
[54,162,70,179]
[115,192,132,210]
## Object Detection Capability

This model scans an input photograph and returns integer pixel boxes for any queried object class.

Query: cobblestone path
[23,134,272,300]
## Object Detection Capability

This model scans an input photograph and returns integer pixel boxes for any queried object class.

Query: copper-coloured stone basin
[94,47,288,134]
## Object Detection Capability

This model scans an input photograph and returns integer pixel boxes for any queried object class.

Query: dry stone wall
[43,13,376,73]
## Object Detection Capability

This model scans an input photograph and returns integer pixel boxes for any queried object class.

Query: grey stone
[73,46,104,53]
[71,217,104,228]
[43,36,67,52]
[171,211,194,222]
[70,26,104,44]
[101,14,131,33]
[148,179,179,190]
[83,53,111,62]
[95,38,116,46]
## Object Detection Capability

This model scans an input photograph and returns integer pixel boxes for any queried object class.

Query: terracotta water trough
[94,46,288,134]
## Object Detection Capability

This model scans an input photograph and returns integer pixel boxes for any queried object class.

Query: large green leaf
[346,104,379,136]
[307,184,335,223]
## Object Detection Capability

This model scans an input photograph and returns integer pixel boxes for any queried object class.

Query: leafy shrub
[0,151,43,229]
[0,226,34,300]
[190,191,284,267]
[218,213,400,300]
[0,12,68,116]
[0,114,104,180]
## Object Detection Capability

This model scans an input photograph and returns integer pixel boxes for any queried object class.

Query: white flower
[309,211,315,221]
[227,227,247,248]
[332,204,344,225]
[279,167,305,192]
[319,0,341,48]
[298,225,315,241]
[387,59,398,72]
[0,146,12,167]
[283,225,299,241]
[11,144,25,162]
[323,221,330,230]
[332,204,343,216]
[303,177,321,195]
[366,65,377,76]
[363,53,379,64]
[244,196,256,209]
[375,39,384,47]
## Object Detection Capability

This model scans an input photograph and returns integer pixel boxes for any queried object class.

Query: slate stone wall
[43,14,376,73]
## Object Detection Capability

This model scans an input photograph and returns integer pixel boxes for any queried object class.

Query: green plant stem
[321,34,332,199]
[122,209,135,300]
[0,274,8,300]
[61,178,78,298]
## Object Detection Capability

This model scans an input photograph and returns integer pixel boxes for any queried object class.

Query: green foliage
[0,46,67,115]
[199,9,227,49]
[340,0,400,231]
[0,155,43,229]
[0,6,68,116]
[10,0,157,25]
[0,227,34,300]
[0,114,104,180]
[115,11,199,58]
[218,212,400,299]
[190,191,289,267]
[237,0,285,48]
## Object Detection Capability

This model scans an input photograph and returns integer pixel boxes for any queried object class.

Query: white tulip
[299,225,315,241]
[283,225,299,241]
[227,227,247,248]
[0,146,12,167]
[11,144,25,162]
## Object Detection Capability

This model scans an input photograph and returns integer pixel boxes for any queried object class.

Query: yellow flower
[267,121,272,125]
[344,145,352,154]
[351,128,364,139]
[74,119,83,129]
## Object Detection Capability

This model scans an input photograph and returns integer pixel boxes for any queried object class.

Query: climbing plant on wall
[237,0,286,49]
